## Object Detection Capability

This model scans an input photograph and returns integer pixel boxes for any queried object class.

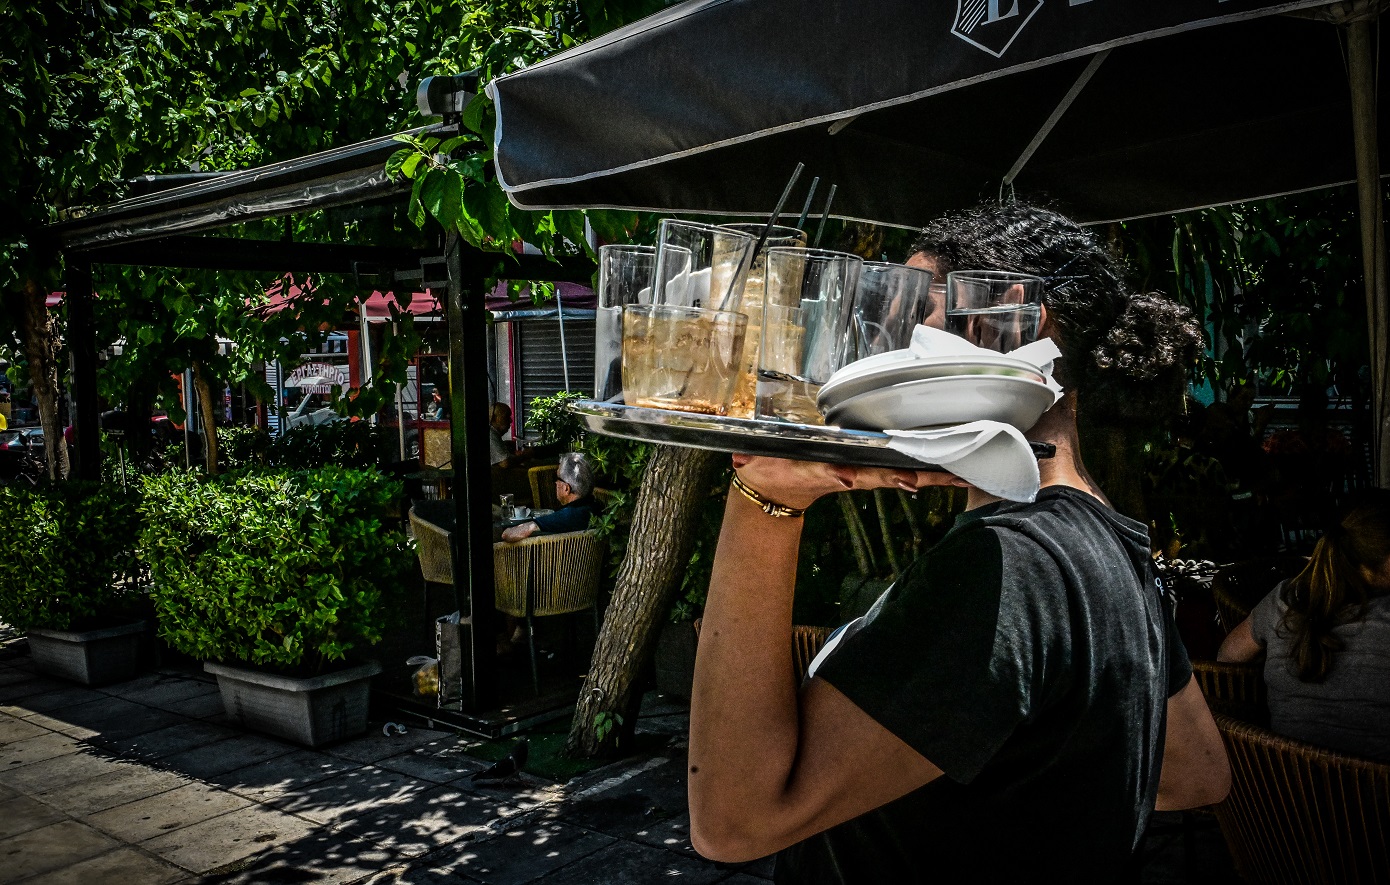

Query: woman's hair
[1280,489,1390,682]
[910,202,1203,423]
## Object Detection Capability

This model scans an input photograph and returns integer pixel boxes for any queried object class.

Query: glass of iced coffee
[622,304,748,415]
[594,244,691,402]
[717,223,807,418]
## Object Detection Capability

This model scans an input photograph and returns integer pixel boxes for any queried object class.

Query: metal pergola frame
[52,124,594,727]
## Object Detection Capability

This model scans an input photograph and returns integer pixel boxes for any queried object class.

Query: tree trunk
[565,444,721,758]
[192,360,219,475]
[1087,423,1148,523]
[8,280,65,480]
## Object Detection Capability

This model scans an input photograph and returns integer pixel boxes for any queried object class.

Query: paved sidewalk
[0,650,767,885]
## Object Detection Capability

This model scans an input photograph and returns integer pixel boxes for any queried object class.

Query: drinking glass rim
[764,246,863,262]
[861,261,934,277]
[623,303,748,322]
[946,269,1044,284]
[717,222,807,241]
[600,243,657,256]
[657,218,757,243]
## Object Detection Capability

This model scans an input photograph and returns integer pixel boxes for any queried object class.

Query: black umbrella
[489,0,1390,483]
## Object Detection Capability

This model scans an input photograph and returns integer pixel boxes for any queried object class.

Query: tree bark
[192,360,220,475]
[8,280,66,480]
[565,444,721,758]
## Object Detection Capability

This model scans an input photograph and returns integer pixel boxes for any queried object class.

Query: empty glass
[622,304,748,415]
[652,220,757,311]
[755,247,863,425]
[593,244,692,402]
[718,224,808,418]
[945,270,1044,353]
[850,262,935,360]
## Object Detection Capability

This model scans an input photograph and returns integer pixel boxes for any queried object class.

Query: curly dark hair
[911,202,1203,424]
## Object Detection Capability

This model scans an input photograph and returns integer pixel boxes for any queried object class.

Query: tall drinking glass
[945,270,1044,353]
[755,247,863,425]
[850,262,935,360]
[621,304,748,415]
[593,244,691,402]
[718,224,807,418]
[652,220,757,312]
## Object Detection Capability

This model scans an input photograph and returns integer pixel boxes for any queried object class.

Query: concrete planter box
[205,660,382,748]
[28,620,145,686]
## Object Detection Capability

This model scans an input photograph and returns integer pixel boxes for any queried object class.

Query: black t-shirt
[775,487,1192,885]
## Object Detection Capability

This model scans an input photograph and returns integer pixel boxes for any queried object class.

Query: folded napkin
[907,325,1064,402]
[886,421,1041,503]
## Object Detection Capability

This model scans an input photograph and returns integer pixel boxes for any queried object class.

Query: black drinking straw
[795,177,821,232]
[811,184,838,248]
[720,162,804,310]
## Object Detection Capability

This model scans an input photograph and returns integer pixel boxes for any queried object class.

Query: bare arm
[1155,675,1231,810]
[1217,617,1263,663]
[688,458,957,863]
[499,521,538,543]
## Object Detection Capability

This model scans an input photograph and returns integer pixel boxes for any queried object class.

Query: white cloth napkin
[907,325,1064,402]
[885,421,1041,503]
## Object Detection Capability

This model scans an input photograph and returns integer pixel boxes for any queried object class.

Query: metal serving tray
[570,401,1055,470]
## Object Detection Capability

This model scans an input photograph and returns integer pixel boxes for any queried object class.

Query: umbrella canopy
[490,0,1371,227]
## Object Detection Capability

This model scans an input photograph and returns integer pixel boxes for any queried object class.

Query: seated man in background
[488,402,531,469]
[500,452,596,542]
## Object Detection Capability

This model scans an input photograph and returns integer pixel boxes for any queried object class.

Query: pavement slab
[96,719,238,762]
[0,731,83,770]
[0,713,50,746]
[19,847,189,885]
[0,746,132,794]
[209,748,359,804]
[158,733,296,780]
[190,828,394,885]
[528,838,731,885]
[139,802,319,875]
[34,762,191,816]
[0,794,68,840]
[374,737,490,784]
[416,819,616,885]
[323,724,456,765]
[0,685,108,716]
[0,819,122,884]
[85,781,253,843]
[102,674,219,711]
[159,691,228,720]
[0,678,75,707]
[41,696,186,743]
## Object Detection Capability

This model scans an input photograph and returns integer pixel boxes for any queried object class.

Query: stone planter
[28,620,145,686]
[205,660,382,748]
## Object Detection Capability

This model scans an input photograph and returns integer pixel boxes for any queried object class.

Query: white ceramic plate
[818,352,1047,412]
[825,374,1057,432]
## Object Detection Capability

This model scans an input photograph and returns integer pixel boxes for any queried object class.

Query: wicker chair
[1192,660,1268,726]
[529,464,560,511]
[692,620,831,684]
[1211,556,1308,634]
[409,503,457,617]
[494,529,606,694]
[1212,713,1390,885]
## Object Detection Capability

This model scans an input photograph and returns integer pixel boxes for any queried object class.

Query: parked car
[0,430,22,451]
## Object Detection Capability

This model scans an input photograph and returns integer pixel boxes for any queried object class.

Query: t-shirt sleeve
[532,504,592,534]
[1247,583,1285,645]
[812,525,1049,785]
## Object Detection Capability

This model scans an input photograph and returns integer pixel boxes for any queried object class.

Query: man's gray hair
[557,452,594,498]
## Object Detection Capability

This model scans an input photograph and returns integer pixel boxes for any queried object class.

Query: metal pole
[182,369,193,469]
[395,322,407,460]
[66,260,100,481]
[556,286,571,392]
[445,232,497,711]
[358,305,376,423]
[1347,9,1390,486]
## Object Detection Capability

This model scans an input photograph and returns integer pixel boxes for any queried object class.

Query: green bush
[526,391,587,448]
[267,421,397,470]
[0,482,142,632]
[139,467,413,674]
[218,426,271,470]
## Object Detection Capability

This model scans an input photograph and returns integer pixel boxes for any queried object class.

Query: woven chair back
[1193,660,1268,726]
[493,529,605,618]
[529,464,560,511]
[792,625,832,683]
[409,507,453,585]
[1213,713,1390,885]
[1212,555,1308,633]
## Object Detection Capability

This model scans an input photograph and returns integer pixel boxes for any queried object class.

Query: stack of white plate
[818,350,1056,432]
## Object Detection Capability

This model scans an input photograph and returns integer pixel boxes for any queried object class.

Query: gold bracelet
[731,472,807,518]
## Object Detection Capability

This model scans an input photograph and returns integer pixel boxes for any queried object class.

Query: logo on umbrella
[952,0,1044,58]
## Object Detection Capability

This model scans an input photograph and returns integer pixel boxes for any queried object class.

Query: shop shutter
[515,318,596,440]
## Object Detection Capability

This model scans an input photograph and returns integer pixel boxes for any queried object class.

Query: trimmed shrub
[267,421,396,470]
[139,467,412,674]
[0,482,142,632]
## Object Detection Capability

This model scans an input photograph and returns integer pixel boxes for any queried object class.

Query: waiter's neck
[964,392,1112,511]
